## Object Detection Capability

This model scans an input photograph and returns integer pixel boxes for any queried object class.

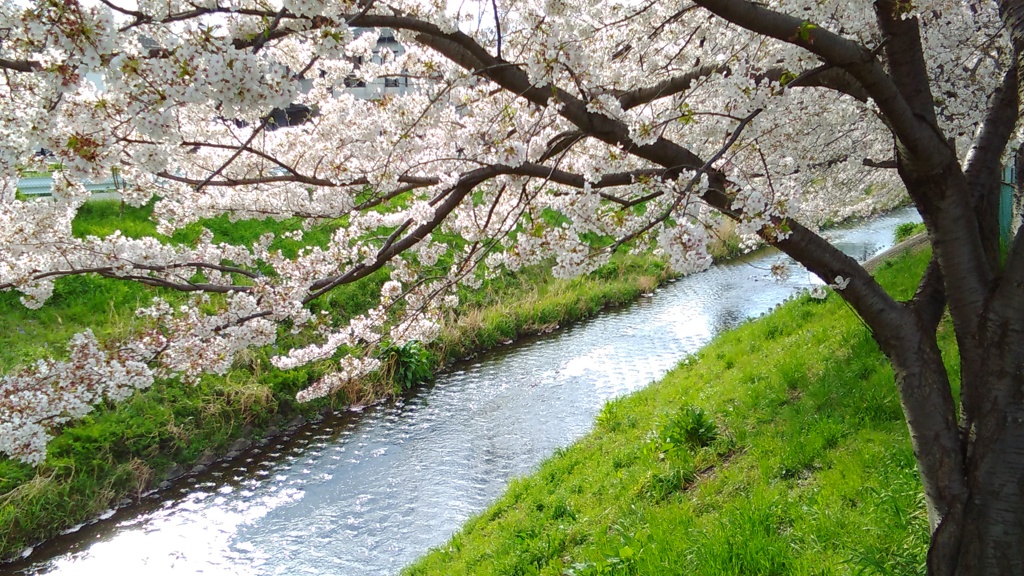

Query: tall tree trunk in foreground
[946,235,1024,573]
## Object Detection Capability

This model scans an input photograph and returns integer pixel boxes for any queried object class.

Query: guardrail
[16,176,121,197]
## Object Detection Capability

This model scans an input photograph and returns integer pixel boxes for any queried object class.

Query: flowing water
[7,207,920,576]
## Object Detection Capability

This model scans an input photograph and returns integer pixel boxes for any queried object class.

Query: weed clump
[377,341,433,392]
[659,405,720,453]
[894,222,926,242]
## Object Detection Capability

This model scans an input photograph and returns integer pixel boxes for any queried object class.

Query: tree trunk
[882,299,1024,575]
[879,321,1024,575]
[955,409,1024,573]
[945,307,1024,574]
[863,259,1024,575]
[877,320,965,576]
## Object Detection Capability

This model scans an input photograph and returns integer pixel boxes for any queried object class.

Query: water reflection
[9,208,920,576]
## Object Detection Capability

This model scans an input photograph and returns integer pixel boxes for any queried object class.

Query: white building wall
[343,30,415,100]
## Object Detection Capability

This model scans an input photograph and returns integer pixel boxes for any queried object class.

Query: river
[7,207,920,576]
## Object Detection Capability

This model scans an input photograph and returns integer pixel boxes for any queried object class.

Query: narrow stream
[8,208,920,576]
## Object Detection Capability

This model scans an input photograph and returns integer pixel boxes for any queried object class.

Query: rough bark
[954,321,1024,574]
[883,321,966,576]
[950,221,1024,572]
[689,2,1024,573]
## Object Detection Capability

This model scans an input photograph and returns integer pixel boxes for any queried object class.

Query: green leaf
[797,21,818,43]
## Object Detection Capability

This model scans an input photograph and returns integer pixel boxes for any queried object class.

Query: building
[268,29,413,130]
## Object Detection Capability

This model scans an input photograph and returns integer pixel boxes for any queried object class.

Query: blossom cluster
[0,331,153,465]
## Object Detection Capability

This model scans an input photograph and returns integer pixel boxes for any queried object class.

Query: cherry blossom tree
[1,0,1023,571]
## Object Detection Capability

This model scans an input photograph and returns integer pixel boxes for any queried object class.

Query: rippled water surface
[9,208,920,576]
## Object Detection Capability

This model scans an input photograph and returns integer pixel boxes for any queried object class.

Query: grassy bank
[0,201,673,561]
[405,246,943,575]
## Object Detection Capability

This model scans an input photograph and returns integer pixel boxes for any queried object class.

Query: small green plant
[567,526,654,576]
[894,222,925,243]
[633,462,696,501]
[378,341,433,392]
[596,398,633,432]
[660,405,720,453]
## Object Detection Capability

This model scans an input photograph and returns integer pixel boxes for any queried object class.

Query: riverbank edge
[404,245,941,575]
[0,254,678,562]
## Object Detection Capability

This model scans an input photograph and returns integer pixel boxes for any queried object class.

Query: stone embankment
[863,232,928,272]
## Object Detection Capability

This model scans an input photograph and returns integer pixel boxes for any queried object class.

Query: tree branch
[0,261,258,292]
[349,14,711,171]
[873,1,941,125]
[760,66,870,102]
[863,158,898,169]
[304,164,499,300]
[156,171,338,188]
[689,0,952,168]
[617,64,725,110]
[609,108,762,251]
[963,64,1020,270]
[911,252,947,334]
[0,58,41,72]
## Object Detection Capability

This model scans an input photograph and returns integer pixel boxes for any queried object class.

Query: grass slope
[405,247,949,576]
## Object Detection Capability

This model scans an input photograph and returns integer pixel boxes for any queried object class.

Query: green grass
[436,256,667,363]
[2,201,351,371]
[404,247,943,576]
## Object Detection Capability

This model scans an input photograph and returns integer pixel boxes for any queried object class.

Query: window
[344,55,366,88]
